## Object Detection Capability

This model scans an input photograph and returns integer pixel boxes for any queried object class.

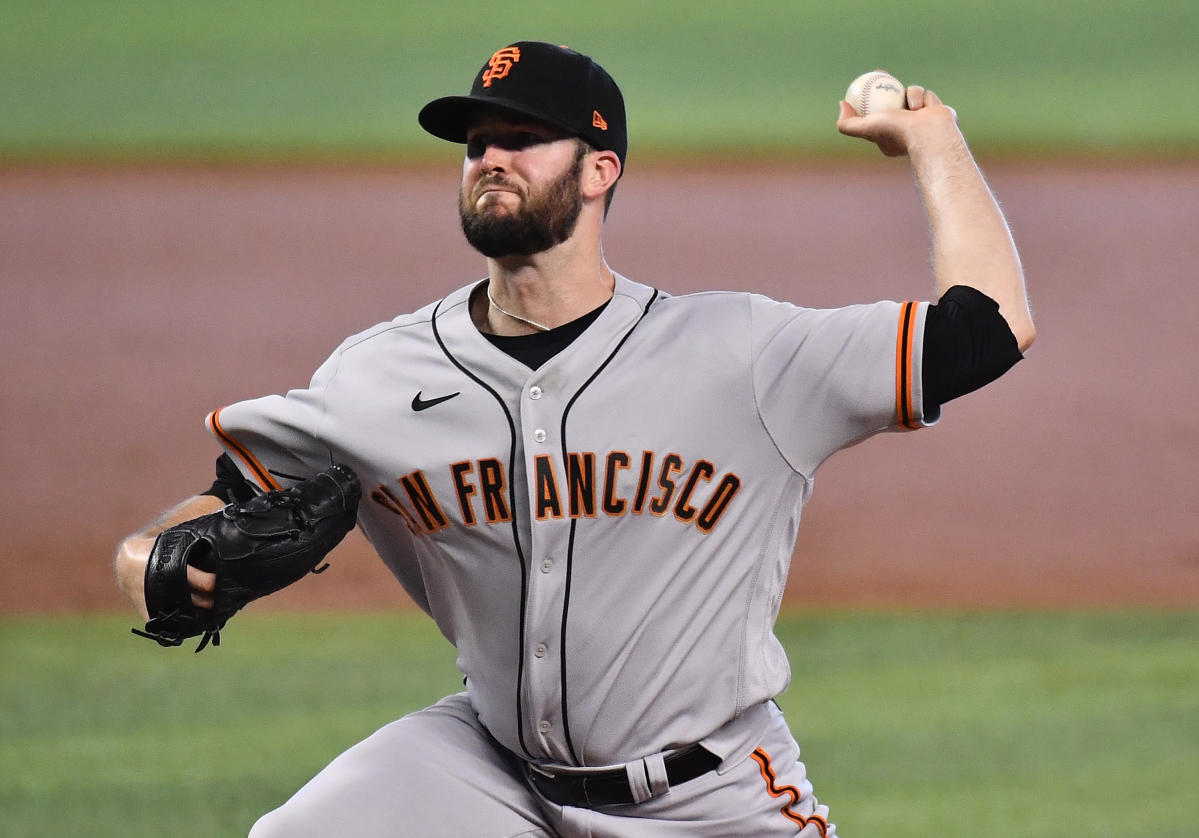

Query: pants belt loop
[625,752,670,804]
[644,752,670,798]
[624,759,652,804]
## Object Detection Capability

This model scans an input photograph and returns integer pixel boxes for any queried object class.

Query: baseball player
[115,41,1034,837]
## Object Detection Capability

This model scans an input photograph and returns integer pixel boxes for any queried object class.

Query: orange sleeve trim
[751,748,829,837]
[206,407,281,492]
[894,301,920,430]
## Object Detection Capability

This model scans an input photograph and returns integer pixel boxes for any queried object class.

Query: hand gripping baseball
[837,82,959,158]
[132,464,362,651]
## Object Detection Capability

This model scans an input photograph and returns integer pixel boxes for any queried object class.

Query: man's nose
[478,143,510,173]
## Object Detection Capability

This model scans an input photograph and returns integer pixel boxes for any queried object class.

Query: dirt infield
[2,160,1197,613]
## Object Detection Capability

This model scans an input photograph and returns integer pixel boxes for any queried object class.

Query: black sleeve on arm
[200,453,258,504]
[922,285,1024,409]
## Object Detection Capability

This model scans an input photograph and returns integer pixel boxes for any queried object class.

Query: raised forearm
[837,86,1036,351]
[908,126,1035,351]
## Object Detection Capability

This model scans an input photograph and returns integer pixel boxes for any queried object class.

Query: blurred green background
[2,0,1197,162]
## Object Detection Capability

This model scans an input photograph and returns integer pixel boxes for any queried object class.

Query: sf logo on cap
[482,47,521,87]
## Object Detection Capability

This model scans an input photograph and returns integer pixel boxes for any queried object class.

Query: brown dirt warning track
[2,160,1197,614]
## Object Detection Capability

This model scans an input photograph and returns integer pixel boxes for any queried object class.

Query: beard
[459,148,585,258]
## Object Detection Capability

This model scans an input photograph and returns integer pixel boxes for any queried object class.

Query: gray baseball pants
[248,693,835,837]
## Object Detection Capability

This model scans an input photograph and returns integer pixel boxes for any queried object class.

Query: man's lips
[473,183,521,209]
[474,179,521,201]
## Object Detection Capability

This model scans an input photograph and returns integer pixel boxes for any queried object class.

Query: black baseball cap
[419,41,627,168]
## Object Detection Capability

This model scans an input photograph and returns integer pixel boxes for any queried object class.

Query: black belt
[526,744,721,808]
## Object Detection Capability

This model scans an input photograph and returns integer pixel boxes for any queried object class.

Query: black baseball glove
[132,464,361,651]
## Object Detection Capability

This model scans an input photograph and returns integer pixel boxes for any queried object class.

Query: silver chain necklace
[487,285,551,332]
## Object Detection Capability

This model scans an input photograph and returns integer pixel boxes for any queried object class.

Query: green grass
[1,612,466,837]
[2,611,1195,837]
[774,612,1199,837]
[1,0,1197,160]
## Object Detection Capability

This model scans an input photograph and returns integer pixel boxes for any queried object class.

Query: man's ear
[582,149,621,201]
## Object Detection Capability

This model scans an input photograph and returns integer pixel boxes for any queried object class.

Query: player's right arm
[114,495,223,620]
[836,86,1036,353]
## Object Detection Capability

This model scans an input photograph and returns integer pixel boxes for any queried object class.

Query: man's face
[459,115,587,258]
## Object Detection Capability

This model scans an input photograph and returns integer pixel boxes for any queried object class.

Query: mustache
[470,174,524,202]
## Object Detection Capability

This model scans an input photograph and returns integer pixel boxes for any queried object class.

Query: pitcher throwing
[115,41,1035,837]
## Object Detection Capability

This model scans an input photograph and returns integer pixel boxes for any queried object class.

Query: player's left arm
[116,451,265,619]
[836,86,1036,356]
[115,494,227,620]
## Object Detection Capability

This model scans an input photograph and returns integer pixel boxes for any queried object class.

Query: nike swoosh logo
[412,390,461,412]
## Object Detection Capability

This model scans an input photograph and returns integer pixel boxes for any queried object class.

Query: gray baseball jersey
[209,273,930,771]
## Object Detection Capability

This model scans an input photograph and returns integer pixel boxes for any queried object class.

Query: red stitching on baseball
[861,71,885,115]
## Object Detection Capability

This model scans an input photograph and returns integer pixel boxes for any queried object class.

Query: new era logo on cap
[418,41,628,168]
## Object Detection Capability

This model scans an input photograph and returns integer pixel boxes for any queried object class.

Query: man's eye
[466,137,488,159]
[465,131,548,158]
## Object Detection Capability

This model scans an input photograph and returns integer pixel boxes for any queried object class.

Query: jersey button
[529,386,543,400]
[539,720,552,734]
[533,643,547,658]
[533,429,547,443]
[541,558,553,573]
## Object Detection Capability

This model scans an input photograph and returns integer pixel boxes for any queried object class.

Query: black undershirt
[482,300,609,370]
[203,288,1019,499]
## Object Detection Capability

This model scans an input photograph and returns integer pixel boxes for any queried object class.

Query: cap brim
[418,95,581,144]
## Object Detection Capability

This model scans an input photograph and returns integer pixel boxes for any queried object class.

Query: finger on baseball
[836,100,862,134]
[905,85,926,110]
[921,88,957,123]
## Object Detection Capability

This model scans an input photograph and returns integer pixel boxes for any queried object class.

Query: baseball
[845,70,908,116]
